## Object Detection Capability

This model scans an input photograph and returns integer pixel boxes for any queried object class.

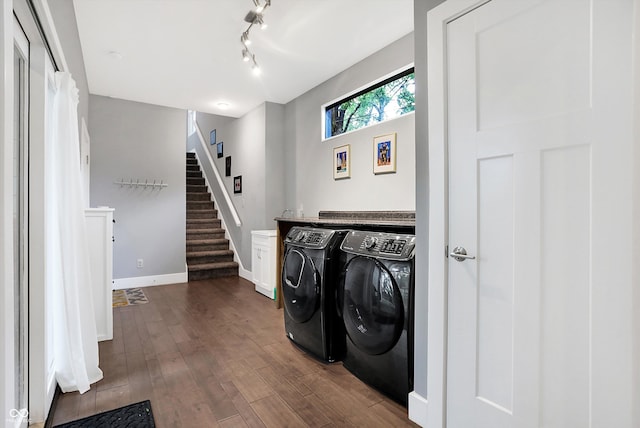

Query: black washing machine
[281,226,348,363]
[338,230,415,406]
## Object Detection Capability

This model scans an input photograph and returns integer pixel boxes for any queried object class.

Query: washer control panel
[340,231,415,261]
[284,226,343,249]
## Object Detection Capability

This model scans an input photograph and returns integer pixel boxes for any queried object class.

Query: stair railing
[192,119,242,227]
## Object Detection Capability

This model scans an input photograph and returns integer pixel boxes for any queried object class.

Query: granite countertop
[275,211,415,228]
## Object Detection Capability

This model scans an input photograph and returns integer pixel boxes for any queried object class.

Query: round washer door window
[282,248,319,323]
[342,256,404,355]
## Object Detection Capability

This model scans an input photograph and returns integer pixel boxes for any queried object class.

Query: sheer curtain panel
[48,71,103,393]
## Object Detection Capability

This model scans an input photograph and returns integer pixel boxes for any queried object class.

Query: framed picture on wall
[373,133,396,174]
[210,129,216,145]
[333,144,350,180]
[217,141,223,158]
[234,175,242,194]
[225,156,231,177]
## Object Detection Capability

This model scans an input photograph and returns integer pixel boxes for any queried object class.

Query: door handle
[449,246,475,262]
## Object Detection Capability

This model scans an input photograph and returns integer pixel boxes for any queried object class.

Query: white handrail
[193,120,242,227]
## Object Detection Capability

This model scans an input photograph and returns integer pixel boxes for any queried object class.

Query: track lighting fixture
[240,0,271,75]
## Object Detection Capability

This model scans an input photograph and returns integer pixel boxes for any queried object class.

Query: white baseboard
[113,271,188,289]
[408,391,428,427]
[238,266,252,281]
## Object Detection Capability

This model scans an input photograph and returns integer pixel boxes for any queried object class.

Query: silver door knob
[449,246,476,262]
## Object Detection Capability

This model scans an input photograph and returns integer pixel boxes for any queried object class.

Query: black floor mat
[53,400,155,428]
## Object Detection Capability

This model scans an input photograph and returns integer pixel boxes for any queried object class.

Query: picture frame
[225,156,231,177]
[373,133,396,174]
[333,144,351,179]
[234,175,242,194]
[217,141,223,158]
[210,129,216,145]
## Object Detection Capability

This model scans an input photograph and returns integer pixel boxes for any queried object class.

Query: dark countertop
[275,211,415,230]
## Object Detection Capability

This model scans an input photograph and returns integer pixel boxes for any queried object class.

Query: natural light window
[324,67,415,139]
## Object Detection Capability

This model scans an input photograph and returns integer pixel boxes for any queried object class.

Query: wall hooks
[113,178,168,189]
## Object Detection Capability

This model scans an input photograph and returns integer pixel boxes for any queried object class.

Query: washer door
[342,256,404,355]
[282,247,319,323]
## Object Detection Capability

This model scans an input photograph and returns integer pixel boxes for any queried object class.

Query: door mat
[112,288,149,307]
[53,400,155,428]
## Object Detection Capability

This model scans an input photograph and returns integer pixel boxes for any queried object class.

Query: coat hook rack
[113,178,168,189]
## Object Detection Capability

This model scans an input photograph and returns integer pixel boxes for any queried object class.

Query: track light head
[242,48,250,61]
[241,31,251,46]
[255,15,267,30]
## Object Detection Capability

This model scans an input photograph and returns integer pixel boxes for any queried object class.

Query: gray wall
[89,95,186,279]
[48,0,89,134]
[190,103,286,268]
[283,33,416,217]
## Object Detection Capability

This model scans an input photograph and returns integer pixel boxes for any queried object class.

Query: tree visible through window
[324,68,415,139]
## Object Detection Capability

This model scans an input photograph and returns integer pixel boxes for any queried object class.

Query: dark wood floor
[50,277,418,427]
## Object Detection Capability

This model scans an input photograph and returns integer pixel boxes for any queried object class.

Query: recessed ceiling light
[108,51,123,60]
[217,102,230,110]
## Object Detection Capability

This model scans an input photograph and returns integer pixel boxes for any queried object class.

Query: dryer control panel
[340,231,415,261]
[284,226,346,250]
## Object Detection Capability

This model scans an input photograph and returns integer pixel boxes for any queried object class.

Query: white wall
[284,34,416,217]
[89,95,186,281]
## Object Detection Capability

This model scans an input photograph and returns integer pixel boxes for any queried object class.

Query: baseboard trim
[113,271,188,289]
[238,265,252,281]
[408,391,428,427]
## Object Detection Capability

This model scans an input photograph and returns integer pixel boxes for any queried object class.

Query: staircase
[186,152,239,280]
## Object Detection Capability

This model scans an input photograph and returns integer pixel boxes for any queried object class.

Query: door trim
[422,1,492,427]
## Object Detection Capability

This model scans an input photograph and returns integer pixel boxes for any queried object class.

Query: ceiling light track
[240,0,271,75]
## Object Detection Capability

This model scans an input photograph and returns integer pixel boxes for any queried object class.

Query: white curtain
[48,71,103,393]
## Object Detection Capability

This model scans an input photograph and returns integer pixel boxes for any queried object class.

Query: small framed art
[210,129,216,145]
[234,175,242,194]
[373,133,396,174]
[217,141,223,158]
[333,144,350,180]
[225,156,231,177]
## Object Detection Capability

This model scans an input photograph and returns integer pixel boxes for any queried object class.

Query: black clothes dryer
[281,226,348,363]
[338,230,416,406]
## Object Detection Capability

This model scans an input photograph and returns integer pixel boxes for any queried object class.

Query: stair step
[187,209,218,219]
[188,262,239,281]
[187,250,234,264]
[187,218,221,229]
[187,201,214,210]
[187,184,207,193]
[187,238,230,252]
[187,230,225,241]
[186,166,200,173]
[186,152,196,159]
[187,192,211,201]
[187,177,205,186]
[186,158,198,165]
[186,170,202,178]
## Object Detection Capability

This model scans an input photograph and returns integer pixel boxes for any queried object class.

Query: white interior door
[445,0,633,427]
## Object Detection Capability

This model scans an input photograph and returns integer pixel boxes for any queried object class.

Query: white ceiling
[72,0,414,118]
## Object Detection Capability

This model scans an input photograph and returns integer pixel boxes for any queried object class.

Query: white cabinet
[251,230,277,299]
[84,208,114,341]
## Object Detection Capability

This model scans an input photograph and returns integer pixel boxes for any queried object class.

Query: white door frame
[425,0,640,427]
[423,2,491,427]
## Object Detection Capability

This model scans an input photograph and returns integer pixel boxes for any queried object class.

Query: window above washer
[323,67,415,140]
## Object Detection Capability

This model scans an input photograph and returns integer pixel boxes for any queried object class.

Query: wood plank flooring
[50,277,418,427]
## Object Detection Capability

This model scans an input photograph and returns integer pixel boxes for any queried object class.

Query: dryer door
[342,256,404,355]
[282,247,319,323]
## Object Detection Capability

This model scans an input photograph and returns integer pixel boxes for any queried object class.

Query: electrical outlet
[137,259,144,268]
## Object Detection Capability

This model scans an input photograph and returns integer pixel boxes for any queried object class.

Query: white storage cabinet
[251,230,277,299]
[84,207,114,341]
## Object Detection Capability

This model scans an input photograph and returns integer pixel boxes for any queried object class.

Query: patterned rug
[112,288,149,307]
[53,400,155,427]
